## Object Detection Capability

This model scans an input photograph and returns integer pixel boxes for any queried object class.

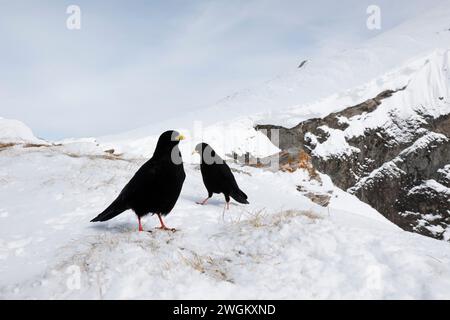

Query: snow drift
[0,117,47,145]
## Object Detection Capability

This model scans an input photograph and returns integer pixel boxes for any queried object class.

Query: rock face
[256,51,450,240]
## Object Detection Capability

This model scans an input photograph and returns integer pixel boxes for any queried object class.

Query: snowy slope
[97,1,450,159]
[249,48,449,241]
[1,144,450,299]
[308,49,450,160]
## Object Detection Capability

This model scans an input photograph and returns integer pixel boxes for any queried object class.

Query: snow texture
[0,118,47,145]
[1,145,450,299]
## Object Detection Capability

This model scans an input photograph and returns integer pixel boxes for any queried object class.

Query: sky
[0,0,440,139]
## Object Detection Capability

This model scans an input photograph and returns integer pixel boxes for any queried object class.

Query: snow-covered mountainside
[93,3,450,241]
[257,49,450,240]
[1,2,450,299]
[98,1,450,146]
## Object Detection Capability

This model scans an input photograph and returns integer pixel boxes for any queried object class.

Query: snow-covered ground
[1,1,450,300]
[1,141,450,299]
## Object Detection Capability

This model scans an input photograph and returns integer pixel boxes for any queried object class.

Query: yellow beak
[176,134,185,141]
[192,150,198,155]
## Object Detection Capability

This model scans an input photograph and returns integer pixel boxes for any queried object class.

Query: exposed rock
[298,60,308,69]
[256,88,405,151]
[256,89,450,240]
[296,185,332,207]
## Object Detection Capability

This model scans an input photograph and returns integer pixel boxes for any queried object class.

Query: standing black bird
[91,130,186,232]
[194,142,249,210]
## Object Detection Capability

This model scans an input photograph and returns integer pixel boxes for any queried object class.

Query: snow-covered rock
[0,118,47,145]
[254,46,450,240]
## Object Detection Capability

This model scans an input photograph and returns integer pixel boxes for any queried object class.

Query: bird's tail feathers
[230,188,249,204]
[91,198,128,222]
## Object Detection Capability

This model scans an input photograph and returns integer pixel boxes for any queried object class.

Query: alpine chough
[91,130,186,231]
[194,142,249,210]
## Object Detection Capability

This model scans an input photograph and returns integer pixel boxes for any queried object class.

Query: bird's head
[193,142,209,155]
[161,130,185,144]
[193,142,220,164]
[154,130,185,158]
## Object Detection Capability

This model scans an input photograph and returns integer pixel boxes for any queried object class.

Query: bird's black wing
[216,161,249,204]
[91,158,165,222]
[118,159,160,200]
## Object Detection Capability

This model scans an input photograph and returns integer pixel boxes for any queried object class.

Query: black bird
[194,142,249,210]
[91,130,186,232]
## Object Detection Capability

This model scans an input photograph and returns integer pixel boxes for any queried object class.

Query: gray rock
[256,89,450,240]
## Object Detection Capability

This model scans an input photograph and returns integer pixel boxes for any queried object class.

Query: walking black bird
[91,130,186,232]
[194,142,249,210]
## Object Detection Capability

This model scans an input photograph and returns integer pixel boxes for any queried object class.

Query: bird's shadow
[89,221,137,234]
[181,194,225,207]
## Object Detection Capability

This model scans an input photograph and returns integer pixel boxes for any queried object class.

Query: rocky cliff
[256,50,450,240]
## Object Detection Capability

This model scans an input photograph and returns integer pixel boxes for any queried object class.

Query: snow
[409,179,450,196]
[350,161,405,193]
[93,49,450,165]
[93,3,450,160]
[1,144,450,299]
[438,165,450,182]
[0,118,47,145]
[91,44,450,167]
[401,132,448,156]
[299,50,450,160]
[99,118,279,161]
[350,132,448,194]
[312,127,360,160]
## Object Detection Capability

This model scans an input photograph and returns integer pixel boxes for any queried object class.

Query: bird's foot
[155,226,177,232]
[196,198,209,205]
[155,214,176,232]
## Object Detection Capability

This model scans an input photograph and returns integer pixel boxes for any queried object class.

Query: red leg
[156,214,176,232]
[138,216,143,232]
[196,197,210,205]
[221,202,230,221]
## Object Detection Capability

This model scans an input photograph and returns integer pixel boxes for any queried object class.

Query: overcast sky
[0,0,438,139]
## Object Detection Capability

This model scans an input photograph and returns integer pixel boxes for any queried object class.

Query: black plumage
[194,142,249,209]
[91,130,186,231]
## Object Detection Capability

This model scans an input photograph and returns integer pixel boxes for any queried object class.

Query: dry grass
[298,151,320,180]
[0,142,126,164]
[179,250,233,283]
[281,150,321,182]
[242,209,323,229]
[64,152,121,161]
[0,142,16,151]
[22,143,50,148]
[0,142,51,151]
[244,209,269,228]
